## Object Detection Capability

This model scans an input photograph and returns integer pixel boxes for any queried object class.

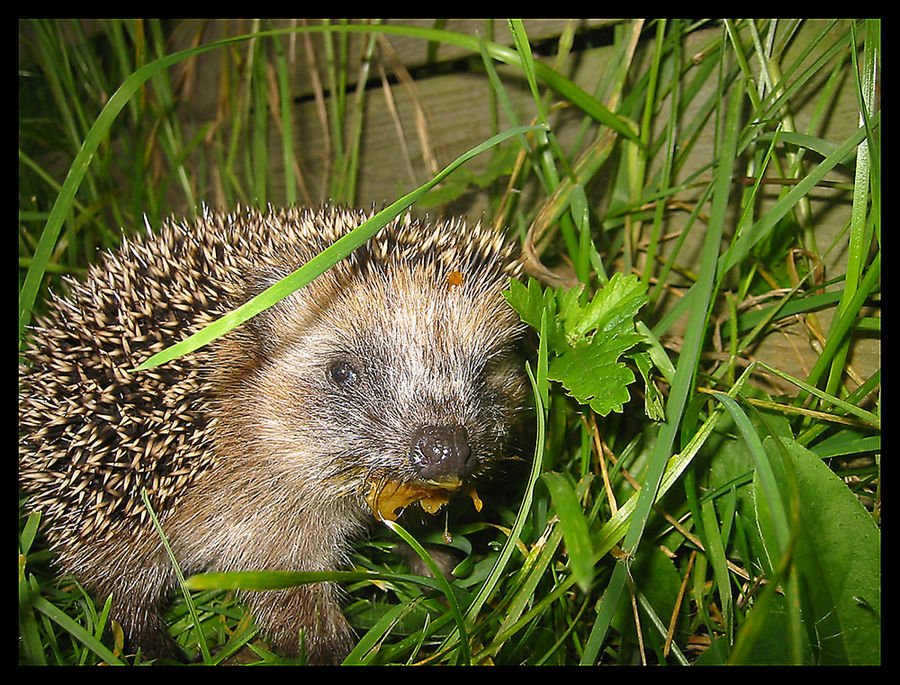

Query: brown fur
[19,205,527,664]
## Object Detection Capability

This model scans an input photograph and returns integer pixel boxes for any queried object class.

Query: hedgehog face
[223,257,527,515]
[312,308,525,484]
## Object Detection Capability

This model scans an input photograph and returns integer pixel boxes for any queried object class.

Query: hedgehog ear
[239,268,292,343]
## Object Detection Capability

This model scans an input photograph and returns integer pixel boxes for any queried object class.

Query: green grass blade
[187,569,446,593]
[712,394,791,555]
[699,496,733,645]
[803,251,880,393]
[722,115,877,273]
[142,488,211,664]
[382,520,470,665]
[541,472,594,593]
[455,358,546,644]
[342,596,423,665]
[270,28,297,206]
[30,595,127,665]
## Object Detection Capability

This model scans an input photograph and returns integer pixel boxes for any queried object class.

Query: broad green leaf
[574,272,648,339]
[754,436,880,665]
[506,274,651,417]
[503,278,553,334]
[548,331,642,415]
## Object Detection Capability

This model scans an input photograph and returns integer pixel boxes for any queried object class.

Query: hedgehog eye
[327,359,358,386]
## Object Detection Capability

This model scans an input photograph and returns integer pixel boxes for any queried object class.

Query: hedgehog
[18,204,529,664]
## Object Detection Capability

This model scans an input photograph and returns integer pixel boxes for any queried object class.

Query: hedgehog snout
[409,424,474,481]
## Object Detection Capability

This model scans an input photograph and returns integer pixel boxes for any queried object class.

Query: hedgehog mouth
[364,476,482,522]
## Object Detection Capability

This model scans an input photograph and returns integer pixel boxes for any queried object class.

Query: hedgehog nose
[410,425,473,481]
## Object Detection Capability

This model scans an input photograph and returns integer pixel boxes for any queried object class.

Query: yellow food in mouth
[366,478,482,522]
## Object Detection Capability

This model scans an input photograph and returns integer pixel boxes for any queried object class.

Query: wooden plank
[167,19,614,111]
